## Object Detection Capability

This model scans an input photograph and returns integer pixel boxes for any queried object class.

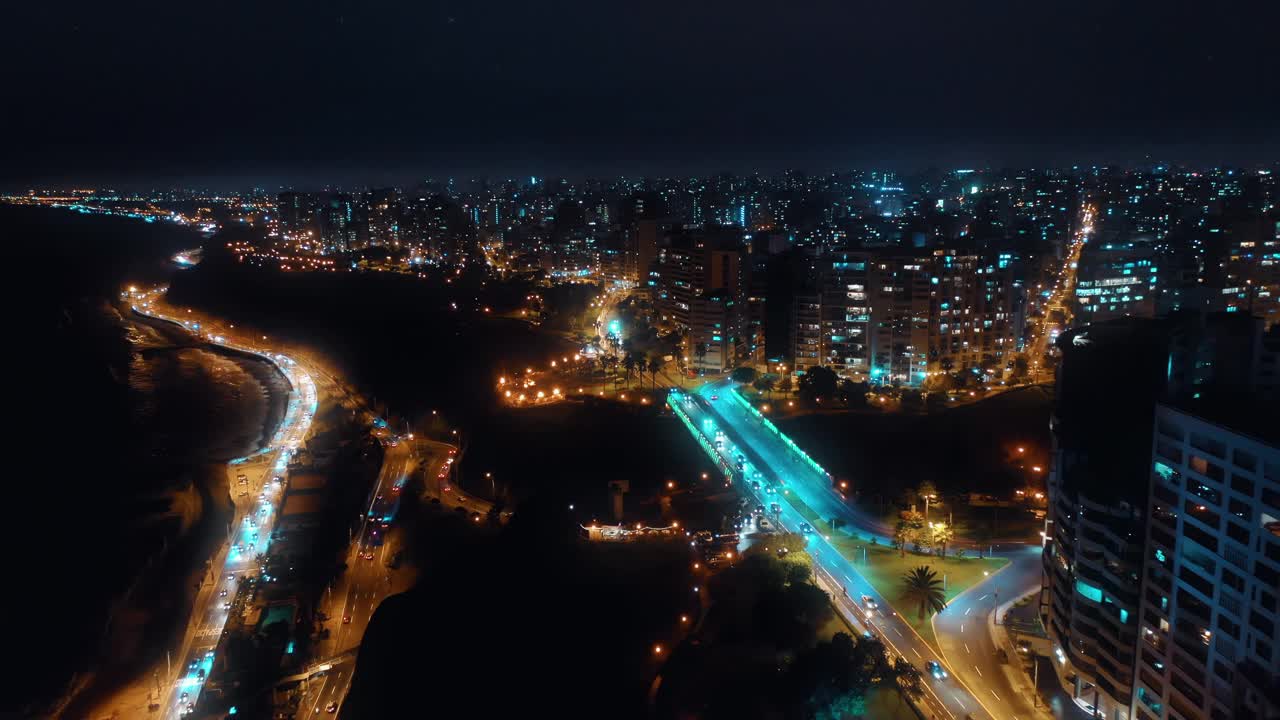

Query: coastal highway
[131,290,318,720]
[677,387,1055,720]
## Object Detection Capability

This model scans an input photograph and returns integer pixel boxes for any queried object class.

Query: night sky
[5,0,1277,187]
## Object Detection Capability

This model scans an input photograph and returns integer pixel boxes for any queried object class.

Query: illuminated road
[131,290,318,720]
[1028,205,1093,382]
[675,387,1061,720]
[296,438,429,718]
[673,390,984,720]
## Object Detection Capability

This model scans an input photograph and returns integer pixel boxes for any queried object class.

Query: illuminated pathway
[132,291,317,719]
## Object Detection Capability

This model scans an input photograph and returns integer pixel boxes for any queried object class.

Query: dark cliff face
[1052,320,1170,505]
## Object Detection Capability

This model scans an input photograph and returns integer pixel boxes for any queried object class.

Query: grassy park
[828,534,1007,648]
[782,487,1008,650]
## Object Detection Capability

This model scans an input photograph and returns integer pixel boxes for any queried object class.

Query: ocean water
[3,205,286,715]
[127,316,286,463]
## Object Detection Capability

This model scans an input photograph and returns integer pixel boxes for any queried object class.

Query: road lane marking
[965,643,971,654]
[974,665,983,678]
[978,594,989,601]
[965,607,972,616]
[912,648,922,658]
[960,624,965,633]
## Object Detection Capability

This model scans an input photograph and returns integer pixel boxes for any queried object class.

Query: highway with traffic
[130,289,319,720]
[671,386,1058,720]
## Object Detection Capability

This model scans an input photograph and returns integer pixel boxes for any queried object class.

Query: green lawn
[781,488,1008,652]
[828,535,1006,650]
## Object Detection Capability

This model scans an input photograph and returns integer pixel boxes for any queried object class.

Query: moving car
[326,702,338,713]
[861,595,877,609]
[926,659,948,680]
[798,522,813,534]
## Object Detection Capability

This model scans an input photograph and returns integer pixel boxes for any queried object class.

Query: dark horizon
[11,143,1280,195]
[6,0,1278,190]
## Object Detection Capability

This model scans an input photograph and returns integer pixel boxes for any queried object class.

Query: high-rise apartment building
[1045,319,1171,720]
[867,255,932,384]
[276,191,321,246]
[654,230,749,371]
[787,247,1025,384]
[790,250,870,378]
[367,188,400,248]
[320,193,356,254]
[1075,241,1160,323]
[689,290,744,373]
[928,250,1021,377]
[1136,404,1278,720]
[1045,312,1280,720]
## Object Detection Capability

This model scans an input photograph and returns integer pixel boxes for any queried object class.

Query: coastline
[57,307,293,719]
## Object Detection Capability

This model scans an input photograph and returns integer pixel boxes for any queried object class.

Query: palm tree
[901,566,947,621]
[930,522,955,558]
[753,376,774,398]
[892,519,910,559]
[777,376,793,397]
[602,355,619,389]
[622,352,639,388]
[647,355,663,390]
[694,342,708,371]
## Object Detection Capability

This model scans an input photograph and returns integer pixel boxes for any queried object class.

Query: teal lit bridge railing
[726,387,832,482]
[668,390,737,481]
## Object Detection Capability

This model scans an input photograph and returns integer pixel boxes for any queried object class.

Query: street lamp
[922,493,937,523]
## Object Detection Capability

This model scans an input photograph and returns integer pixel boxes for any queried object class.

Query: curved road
[680,386,1057,720]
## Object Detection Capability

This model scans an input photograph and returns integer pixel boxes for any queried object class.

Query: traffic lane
[760,479,974,720]
[694,386,895,544]
[302,667,347,717]
[934,548,1044,719]
[682,400,975,720]
[816,566,956,720]
[325,447,410,655]
[699,386,1047,718]
[693,397,1011,720]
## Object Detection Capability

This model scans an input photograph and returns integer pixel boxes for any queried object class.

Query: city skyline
[7,1,1278,717]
